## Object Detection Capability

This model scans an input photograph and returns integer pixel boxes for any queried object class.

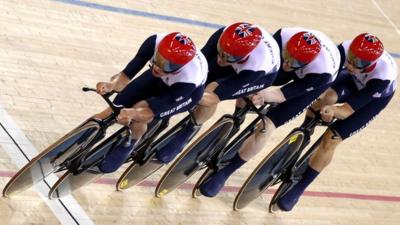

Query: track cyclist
[155,22,281,164]
[199,27,341,197]
[274,33,397,211]
[94,32,208,173]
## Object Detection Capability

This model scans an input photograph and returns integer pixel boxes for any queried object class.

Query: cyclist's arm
[254,86,286,104]
[322,103,354,120]
[199,82,220,105]
[256,73,331,104]
[280,73,332,100]
[122,35,156,79]
[344,79,390,112]
[325,79,390,120]
[125,101,154,123]
[201,27,224,62]
[108,72,131,92]
[106,35,156,92]
[213,70,270,100]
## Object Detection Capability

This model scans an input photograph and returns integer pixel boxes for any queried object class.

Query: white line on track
[371,0,400,35]
[0,104,93,225]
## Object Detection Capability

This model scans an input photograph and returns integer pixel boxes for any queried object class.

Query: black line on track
[0,122,81,225]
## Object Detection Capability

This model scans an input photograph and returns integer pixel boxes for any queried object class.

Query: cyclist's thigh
[267,84,330,128]
[331,94,394,140]
[155,84,205,120]
[113,69,164,107]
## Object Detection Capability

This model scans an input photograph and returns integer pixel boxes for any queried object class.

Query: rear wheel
[116,117,189,191]
[3,121,101,197]
[268,135,323,212]
[49,127,131,198]
[233,130,305,210]
[155,117,234,197]
[192,118,258,198]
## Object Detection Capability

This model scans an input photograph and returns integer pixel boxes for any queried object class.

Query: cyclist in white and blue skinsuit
[155,22,280,164]
[275,33,397,212]
[93,32,208,173]
[199,27,341,197]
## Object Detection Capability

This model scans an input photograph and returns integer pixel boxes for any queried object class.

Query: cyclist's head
[152,32,196,75]
[347,33,384,72]
[217,22,262,65]
[283,31,321,72]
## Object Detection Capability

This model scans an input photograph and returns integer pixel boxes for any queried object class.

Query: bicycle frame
[60,87,131,175]
[273,111,335,186]
[207,101,275,170]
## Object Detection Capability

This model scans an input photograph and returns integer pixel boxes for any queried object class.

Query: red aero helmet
[218,22,262,59]
[157,32,196,67]
[287,31,321,64]
[349,33,384,62]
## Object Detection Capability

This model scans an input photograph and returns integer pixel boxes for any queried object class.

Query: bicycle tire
[3,121,101,197]
[116,117,188,191]
[233,130,305,210]
[155,116,234,197]
[268,135,323,212]
[191,116,260,198]
[49,127,131,198]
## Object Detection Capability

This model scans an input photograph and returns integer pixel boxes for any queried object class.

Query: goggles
[217,42,245,63]
[347,49,372,69]
[283,48,308,69]
[150,52,183,73]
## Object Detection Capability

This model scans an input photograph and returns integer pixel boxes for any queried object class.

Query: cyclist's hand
[249,93,264,105]
[320,105,335,122]
[117,108,133,126]
[96,82,114,95]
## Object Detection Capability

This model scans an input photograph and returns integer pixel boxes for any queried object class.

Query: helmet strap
[236,55,250,64]
[362,62,377,73]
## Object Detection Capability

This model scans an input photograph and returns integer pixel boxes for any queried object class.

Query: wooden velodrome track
[1,0,399,224]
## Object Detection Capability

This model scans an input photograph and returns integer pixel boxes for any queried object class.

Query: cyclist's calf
[309,128,342,172]
[238,118,276,161]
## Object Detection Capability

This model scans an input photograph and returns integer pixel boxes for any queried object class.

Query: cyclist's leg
[276,128,341,211]
[94,69,161,120]
[198,75,281,197]
[277,93,394,211]
[98,104,149,173]
[156,65,247,162]
[199,84,327,197]
[98,70,163,173]
[155,84,207,163]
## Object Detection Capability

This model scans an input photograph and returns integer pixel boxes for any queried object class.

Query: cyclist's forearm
[199,82,220,105]
[133,107,154,122]
[125,107,154,123]
[111,72,130,92]
[332,103,354,120]
[259,87,286,103]
[310,88,338,111]
[199,91,220,105]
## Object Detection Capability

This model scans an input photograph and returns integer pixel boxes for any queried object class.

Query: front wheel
[155,116,234,197]
[3,121,101,197]
[233,130,305,211]
[268,135,323,212]
[116,117,188,191]
[49,127,131,198]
